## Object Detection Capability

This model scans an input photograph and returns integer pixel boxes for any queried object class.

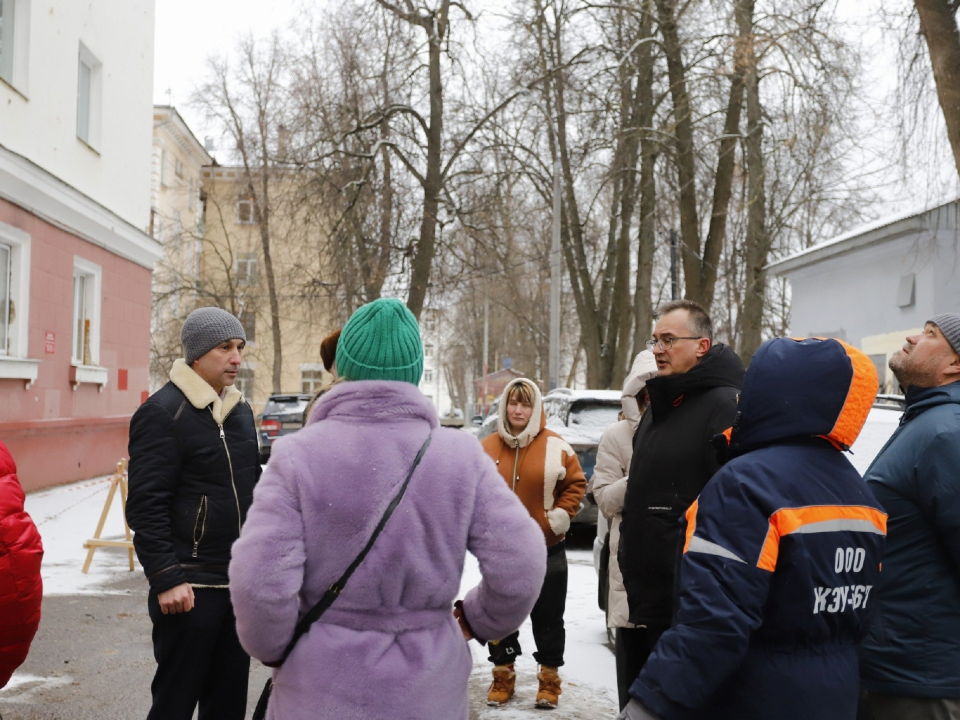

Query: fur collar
[170,359,244,425]
[496,378,545,449]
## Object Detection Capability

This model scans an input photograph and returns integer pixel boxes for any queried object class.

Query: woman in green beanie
[229,297,548,720]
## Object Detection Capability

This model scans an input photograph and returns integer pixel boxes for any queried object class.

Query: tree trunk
[656,0,703,305]
[700,69,745,308]
[633,0,658,358]
[915,0,960,180]
[405,4,448,320]
[735,0,771,365]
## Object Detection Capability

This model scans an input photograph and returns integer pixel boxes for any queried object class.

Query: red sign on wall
[118,369,128,391]
[44,332,55,354]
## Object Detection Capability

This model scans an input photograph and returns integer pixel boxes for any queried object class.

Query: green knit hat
[336,298,424,385]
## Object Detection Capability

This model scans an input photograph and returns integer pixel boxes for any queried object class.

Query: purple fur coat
[229,380,547,720]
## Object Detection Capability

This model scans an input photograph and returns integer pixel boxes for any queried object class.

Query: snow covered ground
[25,474,143,595]
[20,476,619,717]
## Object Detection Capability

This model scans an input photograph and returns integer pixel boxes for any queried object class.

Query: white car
[592,397,905,645]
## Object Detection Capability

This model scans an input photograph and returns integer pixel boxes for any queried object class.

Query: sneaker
[536,666,562,709]
[487,664,516,706]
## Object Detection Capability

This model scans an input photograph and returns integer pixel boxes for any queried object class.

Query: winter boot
[487,664,516,706]
[536,665,562,709]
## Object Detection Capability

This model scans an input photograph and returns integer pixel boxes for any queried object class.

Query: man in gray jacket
[859,314,960,720]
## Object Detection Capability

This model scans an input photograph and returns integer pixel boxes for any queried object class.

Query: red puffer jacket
[0,440,43,688]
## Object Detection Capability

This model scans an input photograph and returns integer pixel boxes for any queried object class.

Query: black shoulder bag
[252,432,433,720]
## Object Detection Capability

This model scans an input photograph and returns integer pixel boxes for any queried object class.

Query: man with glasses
[615,300,744,709]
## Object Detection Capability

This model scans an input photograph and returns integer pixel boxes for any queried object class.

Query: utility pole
[669,228,678,300]
[549,157,562,390]
[482,293,489,415]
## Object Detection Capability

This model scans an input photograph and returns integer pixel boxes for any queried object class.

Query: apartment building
[0,0,158,490]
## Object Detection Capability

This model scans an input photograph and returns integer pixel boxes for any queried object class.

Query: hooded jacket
[481,378,586,547]
[229,380,546,720]
[127,359,260,592]
[631,337,886,720]
[620,343,744,626]
[592,351,657,628]
[0,440,43,689]
[859,380,960,698]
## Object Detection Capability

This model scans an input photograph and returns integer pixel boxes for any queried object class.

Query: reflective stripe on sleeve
[686,536,747,564]
[757,505,887,572]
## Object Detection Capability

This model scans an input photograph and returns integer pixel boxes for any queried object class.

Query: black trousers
[488,542,568,668]
[615,623,667,711]
[146,587,250,720]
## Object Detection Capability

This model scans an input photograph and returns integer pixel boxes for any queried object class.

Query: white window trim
[0,0,30,96]
[71,256,105,390]
[0,219,37,388]
[77,42,103,151]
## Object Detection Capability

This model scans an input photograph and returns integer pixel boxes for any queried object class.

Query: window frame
[237,199,255,225]
[76,42,102,150]
[235,252,258,285]
[0,220,30,360]
[300,365,325,394]
[71,256,102,367]
[0,0,30,95]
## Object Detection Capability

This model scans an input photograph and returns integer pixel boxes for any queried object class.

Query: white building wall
[0,0,155,230]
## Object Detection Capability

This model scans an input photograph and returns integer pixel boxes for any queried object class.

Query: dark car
[543,389,623,527]
[258,392,313,464]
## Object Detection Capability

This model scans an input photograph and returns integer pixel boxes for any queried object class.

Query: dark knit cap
[319,329,341,372]
[336,299,423,385]
[181,307,246,365]
[931,313,960,356]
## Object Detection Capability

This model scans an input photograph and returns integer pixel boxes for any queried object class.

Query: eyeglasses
[646,336,702,351]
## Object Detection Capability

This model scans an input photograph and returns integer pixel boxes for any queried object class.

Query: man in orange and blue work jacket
[617,337,887,720]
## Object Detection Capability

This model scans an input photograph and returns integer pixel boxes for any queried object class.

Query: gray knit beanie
[181,307,246,364]
[930,313,960,356]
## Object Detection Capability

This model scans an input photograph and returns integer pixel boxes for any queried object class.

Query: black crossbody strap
[273,431,433,667]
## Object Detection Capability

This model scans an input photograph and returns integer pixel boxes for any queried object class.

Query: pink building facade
[0,196,155,491]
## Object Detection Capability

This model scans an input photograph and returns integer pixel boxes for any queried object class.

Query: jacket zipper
[192,495,208,558]
[215,416,243,537]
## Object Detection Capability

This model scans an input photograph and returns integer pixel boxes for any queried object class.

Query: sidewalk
[6,476,619,718]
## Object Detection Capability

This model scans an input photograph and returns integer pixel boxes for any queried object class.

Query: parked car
[543,388,623,528]
[258,392,313,464]
[592,396,906,645]
[474,399,500,440]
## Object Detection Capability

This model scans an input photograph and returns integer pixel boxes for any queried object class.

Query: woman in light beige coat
[591,350,656,710]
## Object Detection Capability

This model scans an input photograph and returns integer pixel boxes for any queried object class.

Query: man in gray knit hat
[126,307,259,720]
[859,314,960,720]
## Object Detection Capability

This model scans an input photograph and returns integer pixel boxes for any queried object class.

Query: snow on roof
[767,196,959,275]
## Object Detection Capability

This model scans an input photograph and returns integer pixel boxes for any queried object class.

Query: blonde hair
[506,382,534,406]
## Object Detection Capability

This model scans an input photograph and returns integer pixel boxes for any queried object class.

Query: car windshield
[568,402,620,431]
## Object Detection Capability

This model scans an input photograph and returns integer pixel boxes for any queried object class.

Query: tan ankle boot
[487,664,516,706]
[536,665,562,708]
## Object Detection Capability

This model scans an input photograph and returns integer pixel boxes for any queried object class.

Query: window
[239,308,256,342]
[235,367,254,400]
[175,157,184,179]
[237,199,255,224]
[189,177,197,211]
[302,368,325,394]
[77,43,102,149]
[0,221,34,386]
[0,242,10,355]
[424,343,434,358]
[235,253,258,285]
[72,257,101,366]
[0,0,28,93]
[424,369,434,384]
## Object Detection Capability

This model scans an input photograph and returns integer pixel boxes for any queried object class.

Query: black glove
[616,698,662,720]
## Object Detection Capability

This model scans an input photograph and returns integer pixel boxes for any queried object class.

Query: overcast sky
[151,0,956,218]
[153,0,304,140]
